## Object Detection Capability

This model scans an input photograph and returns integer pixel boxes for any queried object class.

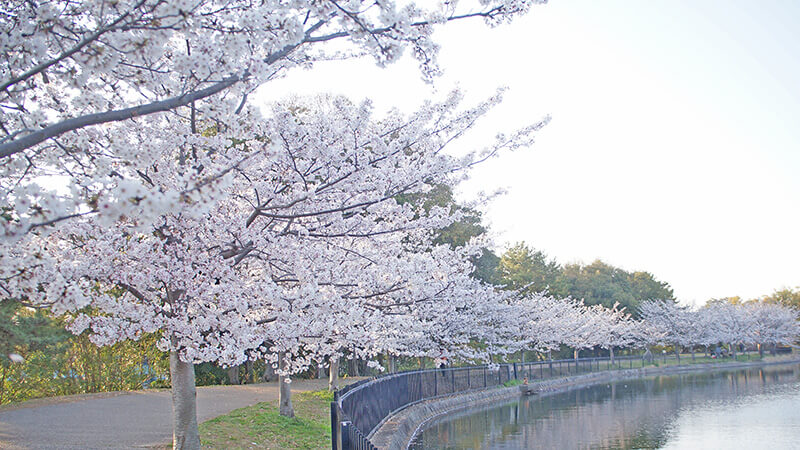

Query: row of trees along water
[1,1,799,448]
[3,254,798,404]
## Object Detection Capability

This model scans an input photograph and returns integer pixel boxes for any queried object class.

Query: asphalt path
[0,378,356,449]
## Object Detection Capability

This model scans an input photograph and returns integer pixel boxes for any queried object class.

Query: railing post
[418,371,423,402]
[341,421,352,450]
[483,366,487,387]
[331,402,338,450]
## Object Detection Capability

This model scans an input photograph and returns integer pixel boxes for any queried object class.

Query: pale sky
[257,1,800,306]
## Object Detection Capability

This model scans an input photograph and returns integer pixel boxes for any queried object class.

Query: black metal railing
[331,353,677,450]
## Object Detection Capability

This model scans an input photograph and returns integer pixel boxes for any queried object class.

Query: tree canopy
[492,244,675,317]
[762,288,800,309]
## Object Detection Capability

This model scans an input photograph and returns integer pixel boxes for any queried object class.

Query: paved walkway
[0,378,358,449]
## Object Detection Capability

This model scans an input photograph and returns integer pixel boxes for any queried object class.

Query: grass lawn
[199,390,333,449]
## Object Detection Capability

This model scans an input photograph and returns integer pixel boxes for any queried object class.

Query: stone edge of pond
[370,356,800,450]
[368,384,521,450]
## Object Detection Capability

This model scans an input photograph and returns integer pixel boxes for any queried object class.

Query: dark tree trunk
[227,365,239,385]
[278,352,294,418]
[170,351,200,450]
[261,360,275,382]
[245,360,255,384]
[328,357,339,392]
[348,358,360,377]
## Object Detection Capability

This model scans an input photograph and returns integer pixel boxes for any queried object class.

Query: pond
[409,363,800,449]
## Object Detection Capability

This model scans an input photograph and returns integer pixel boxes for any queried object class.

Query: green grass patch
[199,390,333,449]
[503,379,523,387]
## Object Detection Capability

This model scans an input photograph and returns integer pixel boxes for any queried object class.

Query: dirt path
[0,378,363,449]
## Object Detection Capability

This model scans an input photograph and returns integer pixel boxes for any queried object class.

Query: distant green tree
[472,249,501,285]
[0,300,72,403]
[0,300,70,359]
[762,288,800,309]
[627,271,675,305]
[0,300,173,405]
[496,243,561,294]
[396,186,681,317]
[557,260,633,309]
[556,260,675,317]
[397,184,500,283]
[398,184,487,248]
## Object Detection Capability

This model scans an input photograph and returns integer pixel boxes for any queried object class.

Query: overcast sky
[258,1,800,306]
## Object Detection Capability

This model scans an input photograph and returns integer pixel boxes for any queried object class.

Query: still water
[409,363,800,449]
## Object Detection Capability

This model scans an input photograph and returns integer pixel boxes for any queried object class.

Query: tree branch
[0,20,326,159]
[0,0,150,94]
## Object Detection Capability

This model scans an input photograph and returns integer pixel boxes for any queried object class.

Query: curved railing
[330,354,657,449]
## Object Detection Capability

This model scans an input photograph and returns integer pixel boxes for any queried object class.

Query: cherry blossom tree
[512,294,584,363]
[637,300,799,361]
[2,3,551,444]
[17,91,544,446]
[561,302,605,361]
[0,0,549,309]
[638,299,695,362]
[705,301,754,358]
[594,302,635,364]
[1,0,545,244]
[745,302,799,357]
[627,318,658,362]
[691,307,720,357]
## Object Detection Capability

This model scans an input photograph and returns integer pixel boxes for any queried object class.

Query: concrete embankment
[370,357,800,450]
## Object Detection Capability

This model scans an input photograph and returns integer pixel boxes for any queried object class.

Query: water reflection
[410,364,800,449]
